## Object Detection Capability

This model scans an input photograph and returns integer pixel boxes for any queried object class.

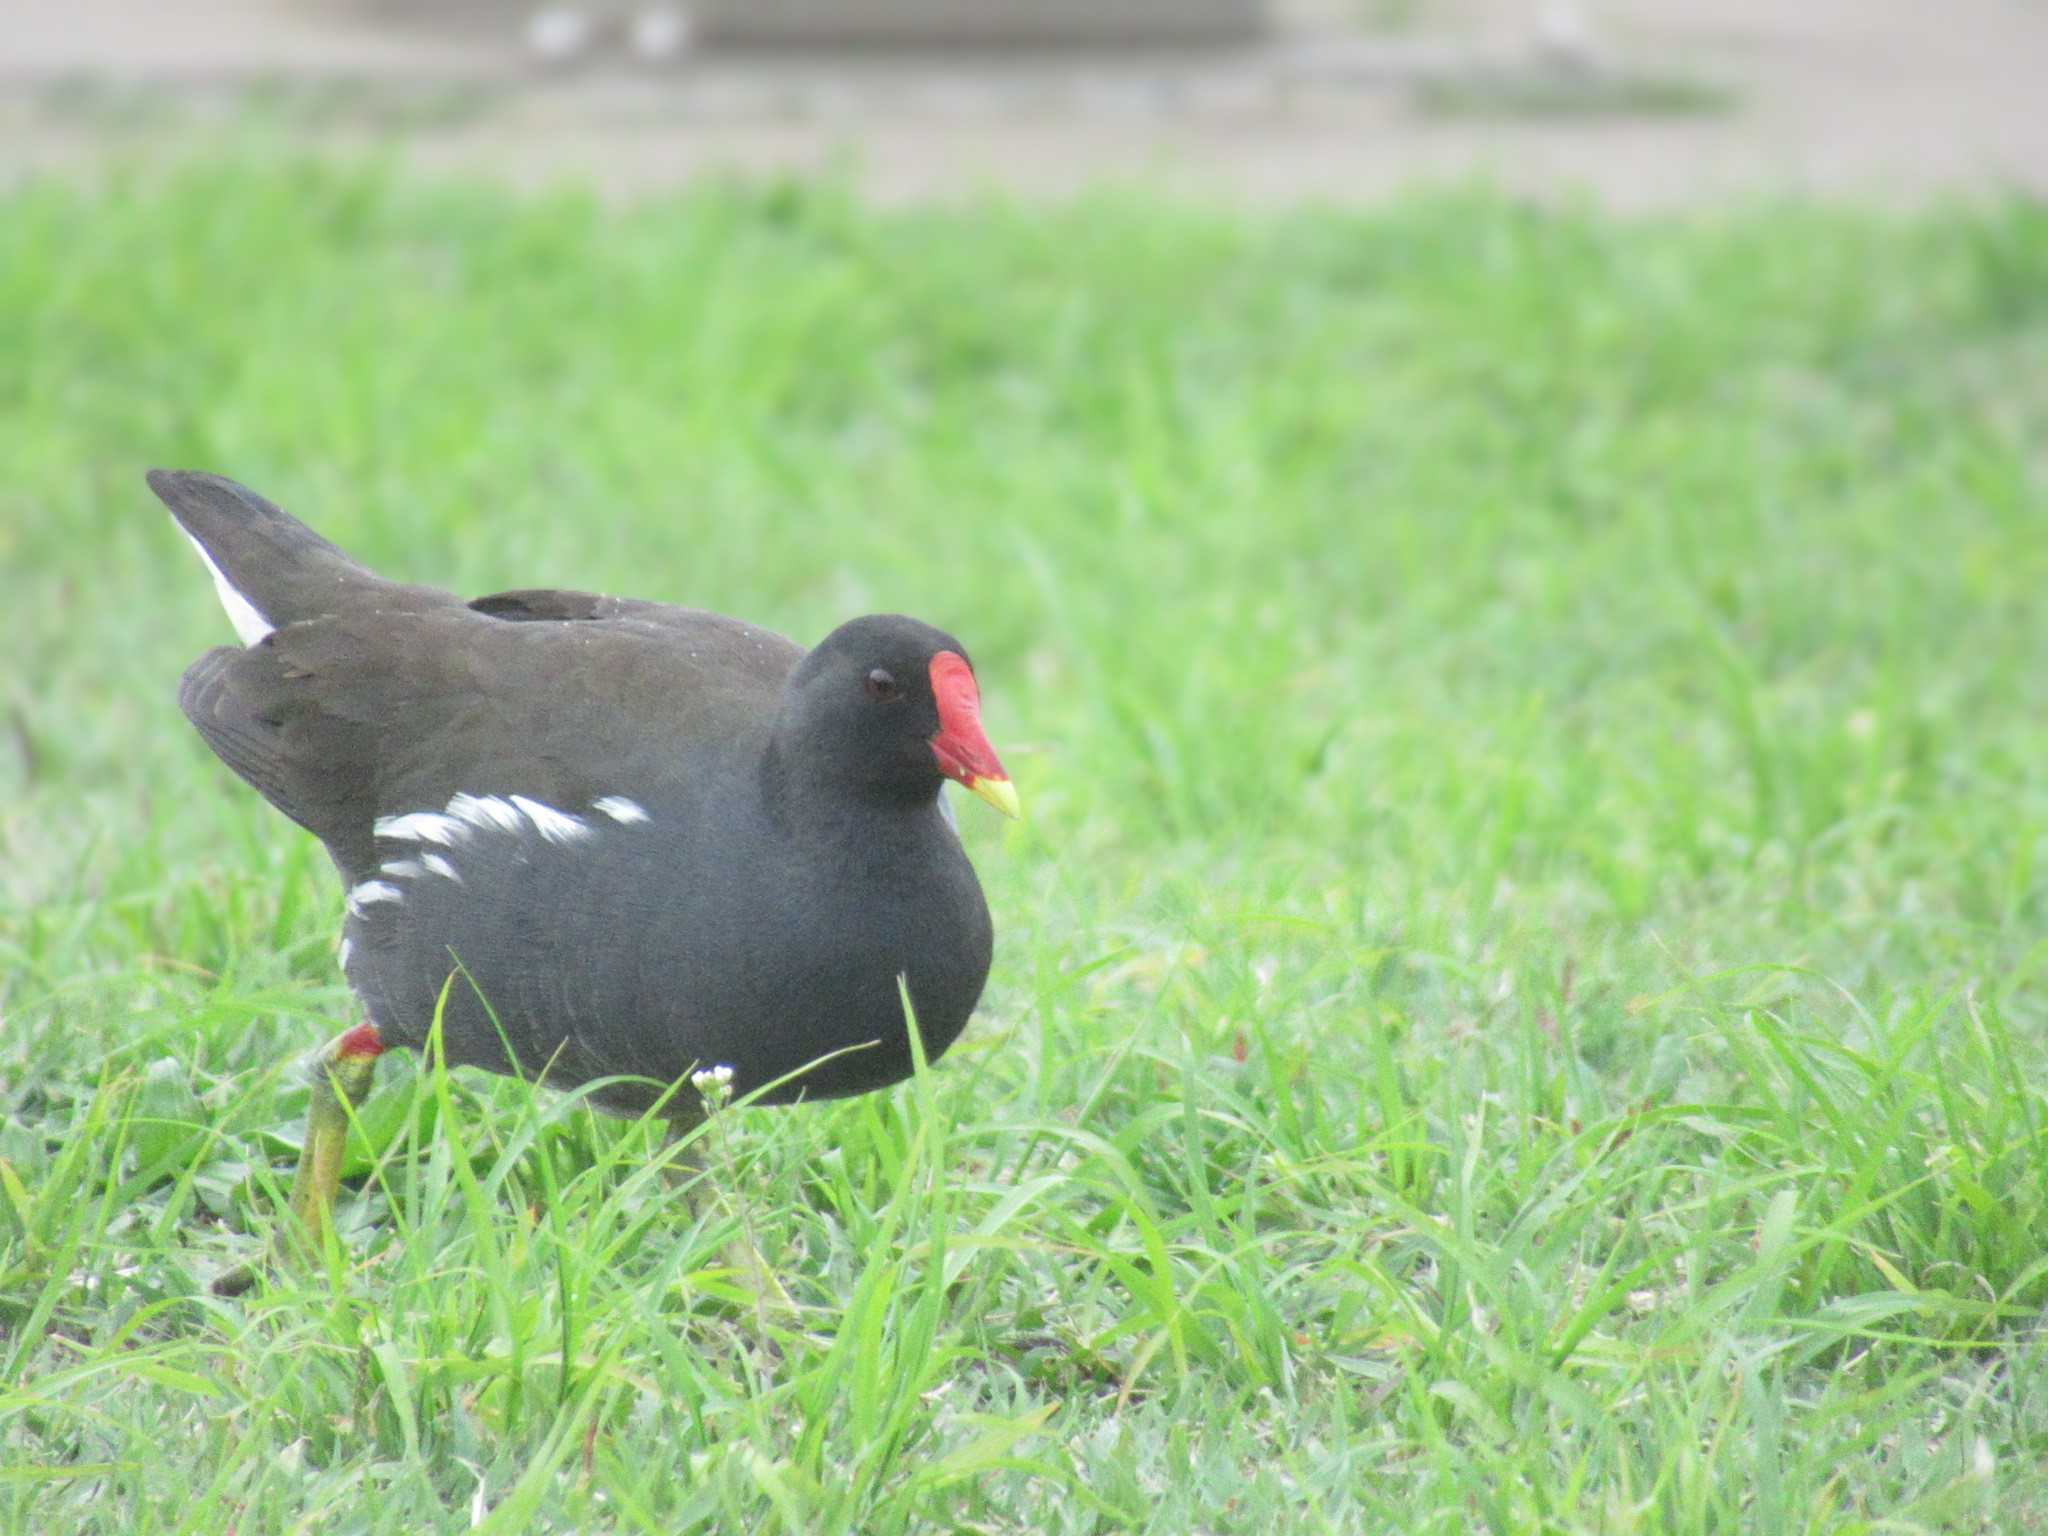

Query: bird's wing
[467,587,744,629]
[179,605,802,881]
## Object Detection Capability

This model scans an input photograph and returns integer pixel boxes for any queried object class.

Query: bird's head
[782,614,1019,819]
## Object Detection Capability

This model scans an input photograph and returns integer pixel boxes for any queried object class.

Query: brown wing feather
[180,603,802,883]
[469,588,717,627]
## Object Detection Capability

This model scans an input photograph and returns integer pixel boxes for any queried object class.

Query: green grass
[4,161,2048,1532]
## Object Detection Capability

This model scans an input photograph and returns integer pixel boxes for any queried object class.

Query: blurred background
[9,0,2046,204]
[8,3,2048,1531]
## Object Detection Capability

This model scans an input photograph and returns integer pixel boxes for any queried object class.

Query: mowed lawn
[3,164,2046,1533]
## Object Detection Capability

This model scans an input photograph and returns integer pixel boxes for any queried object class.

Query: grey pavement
[5,0,2045,205]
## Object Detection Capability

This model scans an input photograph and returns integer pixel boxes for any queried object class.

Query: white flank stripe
[448,793,526,836]
[337,937,353,973]
[178,529,274,645]
[512,795,591,845]
[382,792,592,854]
[593,795,651,825]
[374,810,466,846]
[380,858,424,881]
[345,880,403,916]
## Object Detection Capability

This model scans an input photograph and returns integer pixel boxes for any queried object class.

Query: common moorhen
[152,470,1018,1268]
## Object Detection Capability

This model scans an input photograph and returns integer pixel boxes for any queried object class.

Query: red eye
[864,668,899,702]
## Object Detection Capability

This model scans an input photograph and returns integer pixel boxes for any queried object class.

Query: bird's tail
[147,470,429,642]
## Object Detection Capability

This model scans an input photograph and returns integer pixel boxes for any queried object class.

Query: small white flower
[691,1063,736,1109]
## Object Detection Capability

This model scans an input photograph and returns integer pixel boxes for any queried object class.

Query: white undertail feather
[178,529,273,645]
[594,796,651,825]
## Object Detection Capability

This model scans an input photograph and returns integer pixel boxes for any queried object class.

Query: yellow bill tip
[968,775,1022,821]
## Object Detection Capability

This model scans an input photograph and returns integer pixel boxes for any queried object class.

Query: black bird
[152,470,1018,1266]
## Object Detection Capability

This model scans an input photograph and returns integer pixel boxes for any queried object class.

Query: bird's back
[155,470,801,882]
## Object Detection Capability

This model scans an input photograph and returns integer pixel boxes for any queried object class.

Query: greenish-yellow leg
[286,1024,384,1254]
[215,1023,384,1295]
